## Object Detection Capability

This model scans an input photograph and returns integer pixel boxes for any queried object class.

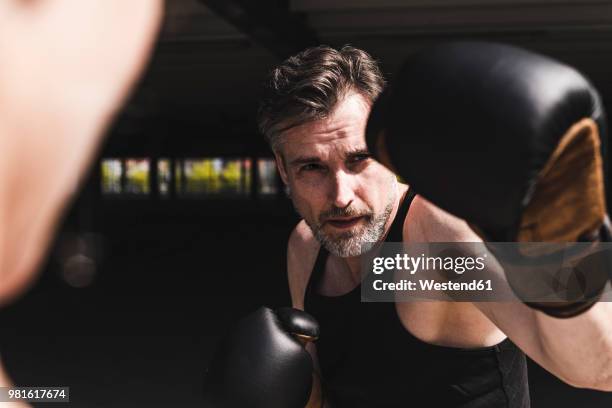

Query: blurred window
[125,159,150,195]
[257,158,278,196]
[243,159,252,196]
[101,159,122,194]
[158,159,171,197]
[180,158,250,197]
[101,157,260,198]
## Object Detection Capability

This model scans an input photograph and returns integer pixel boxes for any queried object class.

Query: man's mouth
[325,216,364,229]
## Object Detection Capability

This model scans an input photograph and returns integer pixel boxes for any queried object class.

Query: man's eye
[300,163,323,172]
[349,154,372,164]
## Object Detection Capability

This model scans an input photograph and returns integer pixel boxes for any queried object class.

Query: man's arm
[413,198,612,391]
[287,221,326,407]
[480,293,612,391]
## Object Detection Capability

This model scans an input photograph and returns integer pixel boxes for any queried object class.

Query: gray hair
[257,45,386,151]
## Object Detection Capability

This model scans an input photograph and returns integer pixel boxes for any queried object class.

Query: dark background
[1,0,612,406]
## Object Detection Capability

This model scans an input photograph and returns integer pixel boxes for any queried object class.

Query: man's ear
[274,151,290,185]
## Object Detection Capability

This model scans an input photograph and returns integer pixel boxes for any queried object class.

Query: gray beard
[314,203,393,257]
[303,178,398,258]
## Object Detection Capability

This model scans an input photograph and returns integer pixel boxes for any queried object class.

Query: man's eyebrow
[288,148,371,167]
[344,148,371,158]
[289,156,322,167]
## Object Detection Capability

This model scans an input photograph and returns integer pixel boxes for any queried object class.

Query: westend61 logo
[361,242,612,303]
[362,243,499,301]
[372,253,487,275]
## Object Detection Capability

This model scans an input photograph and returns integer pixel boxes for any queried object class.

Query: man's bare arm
[287,221,326,407]
[413,198,612,391]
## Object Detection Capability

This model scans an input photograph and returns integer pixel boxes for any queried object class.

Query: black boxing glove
[367,42,610,317]
[203,307,319,408]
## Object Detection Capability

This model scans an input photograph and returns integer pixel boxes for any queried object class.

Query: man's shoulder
[287,220,320,309]
[288,220,318,253]
[405,195,482,242]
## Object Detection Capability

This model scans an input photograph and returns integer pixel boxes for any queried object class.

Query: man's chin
[322,226,361,241]
[323,238,377,258]
[319,231,375,257]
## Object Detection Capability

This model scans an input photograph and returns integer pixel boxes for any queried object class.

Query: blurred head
[258,45,398,257]
[0,0,162,304]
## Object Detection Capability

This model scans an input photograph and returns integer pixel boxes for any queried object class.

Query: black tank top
[304,190,530,407]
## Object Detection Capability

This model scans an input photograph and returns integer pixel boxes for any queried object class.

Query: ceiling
[116,0,612,144]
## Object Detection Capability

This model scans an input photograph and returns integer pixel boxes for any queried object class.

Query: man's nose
[330,171,357,209]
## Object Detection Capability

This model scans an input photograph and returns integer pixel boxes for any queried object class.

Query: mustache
[319,206,372,223]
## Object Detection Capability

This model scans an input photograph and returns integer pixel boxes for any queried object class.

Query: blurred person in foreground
[0,0,162,405]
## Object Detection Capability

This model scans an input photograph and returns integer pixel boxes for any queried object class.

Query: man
[204,45,612,407]
[259,44,525,407]
[0,0,161,405]
[270,43,612,406]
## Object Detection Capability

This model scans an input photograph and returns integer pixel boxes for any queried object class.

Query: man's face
[275,91,398,257]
